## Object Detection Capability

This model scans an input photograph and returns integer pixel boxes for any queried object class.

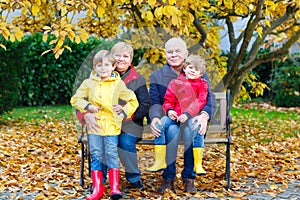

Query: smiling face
[183,54,206,79]
[111,42,133,74]
[165,38,188,72]
[184,64,202,80]
[114,51,133,74]
[94,56,116,80]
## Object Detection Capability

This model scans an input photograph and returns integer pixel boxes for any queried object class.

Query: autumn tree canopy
[1,0,299,104]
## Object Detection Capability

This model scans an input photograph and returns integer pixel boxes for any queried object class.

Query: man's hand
[150,117,161,138]
[84,112,101,133]
[191,113,209,135]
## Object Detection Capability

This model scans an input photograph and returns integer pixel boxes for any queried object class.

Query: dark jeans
[102,132,141,183]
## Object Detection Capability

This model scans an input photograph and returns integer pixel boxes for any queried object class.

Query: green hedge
[271,58,300,107]
[0,33,116,115]
[20,33,115,106]
[0,38,28,115]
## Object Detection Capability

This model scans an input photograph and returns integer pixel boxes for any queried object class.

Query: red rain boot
[86,170,106,200]
[108,168,122,200]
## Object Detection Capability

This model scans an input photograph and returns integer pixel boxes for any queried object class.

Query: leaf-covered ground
[0,104,299,199]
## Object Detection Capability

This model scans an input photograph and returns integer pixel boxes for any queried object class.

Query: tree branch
[189,9,207,47]
[246,5,295,62]
[242,28,300,71]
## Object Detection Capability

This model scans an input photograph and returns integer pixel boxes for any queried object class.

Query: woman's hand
[88,104,101,113]
[84,112,101,133]
[150,117,161,138]
[191,112,209,135]
[113,104,125,118]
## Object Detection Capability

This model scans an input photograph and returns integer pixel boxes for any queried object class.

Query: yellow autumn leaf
[146,10,154,21]
[148,0,156,9]
[256,27,263,38]
[96,6,105,17]
[41,49,52,56]
[0,44,6,50]
[171,15,179,26]
[61,7,67,16]
[64,45,72,52]
[14,31,24,41]
[56,38,64,49]
[2,29,10,40]
[79,32,89,43]
[49,39,58,45]
[42,33,48,42]
[75,35,81,44]
[265,19,271,27]
[31,5,40,16]
[35,193,47,200]
[67,30,75,41]
[270,184,278,190]
[10,34,15,42]
[168,0,176,5]
[154,6,163,18]
[43,26,51,30]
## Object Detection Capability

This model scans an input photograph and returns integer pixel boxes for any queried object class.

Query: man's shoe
[157,179,175,193]
[130,180,144,189]
[183,178,197,193]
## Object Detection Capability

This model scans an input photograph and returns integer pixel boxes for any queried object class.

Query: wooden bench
[78,90,233,189]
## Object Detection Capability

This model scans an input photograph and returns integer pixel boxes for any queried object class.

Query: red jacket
[163,74,208,118]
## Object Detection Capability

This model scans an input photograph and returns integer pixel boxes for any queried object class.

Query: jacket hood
[89,70,120,82]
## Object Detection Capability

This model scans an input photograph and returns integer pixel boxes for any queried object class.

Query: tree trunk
[227,74,246,107]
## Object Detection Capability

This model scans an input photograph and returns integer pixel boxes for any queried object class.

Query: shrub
[271,58,300,107]
[19,33,115,106]
[0,38,28,116]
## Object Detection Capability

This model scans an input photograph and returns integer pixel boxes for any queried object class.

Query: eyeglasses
[166,49,183,55]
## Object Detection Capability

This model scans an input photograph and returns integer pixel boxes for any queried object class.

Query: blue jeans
[102,132,141,184]
[181,117,205,179]
[88,134,119,171]
[161,116,205,180]
[154,116,179,145]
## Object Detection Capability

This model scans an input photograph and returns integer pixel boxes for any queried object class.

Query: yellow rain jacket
[70,71,139,136]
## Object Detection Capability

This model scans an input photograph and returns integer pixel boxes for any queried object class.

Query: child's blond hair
[184,54,206,75]
[93,50,115,66]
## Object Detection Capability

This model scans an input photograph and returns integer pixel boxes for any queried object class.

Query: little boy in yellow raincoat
[71,50,138,200]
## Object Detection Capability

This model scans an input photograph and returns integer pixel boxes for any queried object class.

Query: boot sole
[145,168,166,172]
[111,193,122,200]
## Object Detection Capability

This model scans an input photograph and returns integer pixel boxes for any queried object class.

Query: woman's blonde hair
[111,42,134,58]
[184,54,206,75]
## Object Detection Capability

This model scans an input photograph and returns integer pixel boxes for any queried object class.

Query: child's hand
[177,114,188,123]
[88,105,101,113]
[167,110,178,121]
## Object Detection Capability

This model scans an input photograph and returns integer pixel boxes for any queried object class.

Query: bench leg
[88,145,91,177]
[225,142,231,189]
[80,142,85,187]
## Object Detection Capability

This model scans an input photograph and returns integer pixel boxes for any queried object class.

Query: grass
[1,105,74,121]
[1,104,299,123]
[231,107,299,121]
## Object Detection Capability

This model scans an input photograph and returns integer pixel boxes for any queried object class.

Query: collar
[123,65,139,84]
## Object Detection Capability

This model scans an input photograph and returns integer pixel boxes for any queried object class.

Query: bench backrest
[207,92,227,134]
